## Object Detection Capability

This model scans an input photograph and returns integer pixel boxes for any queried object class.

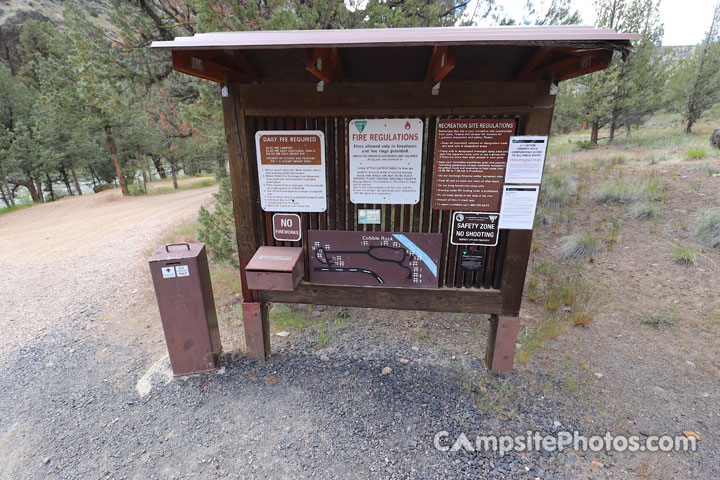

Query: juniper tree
[667,1,720,133]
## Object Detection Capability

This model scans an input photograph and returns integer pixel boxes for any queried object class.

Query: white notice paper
[161,266,176,278]
[349,118,423,204]
[498,185,540,230]
[504,136,548,184]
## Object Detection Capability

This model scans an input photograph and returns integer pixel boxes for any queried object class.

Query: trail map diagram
[308,230,442,288]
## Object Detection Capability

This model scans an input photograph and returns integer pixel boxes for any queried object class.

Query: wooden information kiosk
[152,26,638,373]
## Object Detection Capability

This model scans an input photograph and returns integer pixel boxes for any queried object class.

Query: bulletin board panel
[222,81,554,315]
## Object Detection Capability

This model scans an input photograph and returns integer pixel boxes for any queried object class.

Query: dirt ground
[524,142,720,478]
[0,156,717,479]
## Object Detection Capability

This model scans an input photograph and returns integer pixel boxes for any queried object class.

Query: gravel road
[0,184,709,479]
[0,186,216,357]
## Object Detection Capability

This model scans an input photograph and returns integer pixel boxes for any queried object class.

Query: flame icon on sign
[405,121,411,130]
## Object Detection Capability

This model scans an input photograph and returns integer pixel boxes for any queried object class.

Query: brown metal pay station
[152,26,639,373]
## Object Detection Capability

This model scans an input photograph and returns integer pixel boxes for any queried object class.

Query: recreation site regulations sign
[255,130,327,212]
[349,118,423,204]
[431,118,515,211]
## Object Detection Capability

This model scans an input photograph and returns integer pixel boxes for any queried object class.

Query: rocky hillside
[0,0,110,74]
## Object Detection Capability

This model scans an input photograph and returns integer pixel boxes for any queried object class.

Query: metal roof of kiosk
[151,25,640,85]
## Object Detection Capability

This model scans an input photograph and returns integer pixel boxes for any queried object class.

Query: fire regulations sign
[349,118,423,204]
[255,130,326,212]
[450,211,500,246]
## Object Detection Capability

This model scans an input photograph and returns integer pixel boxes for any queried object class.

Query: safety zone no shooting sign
[450,212,500,246]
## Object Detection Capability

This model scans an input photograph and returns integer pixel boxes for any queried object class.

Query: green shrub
[685,148,707,160]
[696,208,720,248]
[558,233,598,260]
[575,139,596,150]
[641,314,675,327]
[592,181,641,204]
[197,177,238,267]
[631,201,661,220]
[540,173,578,207]
[671,245,697,266]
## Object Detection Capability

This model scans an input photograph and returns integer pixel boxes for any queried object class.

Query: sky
[465,0,718,46]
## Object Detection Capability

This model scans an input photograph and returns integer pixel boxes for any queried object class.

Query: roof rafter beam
[516,46,551,81]
[172,50,259,83]
[556,50,613,82]
[553,46,597,57]
[425,46,455,83]
[517,47,614,82]
[521,55,580,82]
[306,48,344,84]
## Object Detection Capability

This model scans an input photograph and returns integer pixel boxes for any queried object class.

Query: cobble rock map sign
[256,130,326,212]
[308,230,441,288]
[431,118,515,211]
[349,118,423,204]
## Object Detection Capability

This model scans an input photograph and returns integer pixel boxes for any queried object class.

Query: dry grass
[632,201,661,220]
[557,233,598,260]
[592,181,642,204]
[696,208,720,248]
[571,313,592,327]
[540,172,579,207]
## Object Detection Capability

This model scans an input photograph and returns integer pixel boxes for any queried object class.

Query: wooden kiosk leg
[485,315,520,374]
[241,301,270,360]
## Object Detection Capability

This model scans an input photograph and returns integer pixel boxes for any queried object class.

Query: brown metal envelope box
[245,246,304,291]
[149,243,222,376]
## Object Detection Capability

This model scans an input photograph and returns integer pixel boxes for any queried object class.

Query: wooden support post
[485,315,520,374]
[241,302,270,360]
[222,82,270,359]
[498,82,555,316]
[487,82,555,374]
